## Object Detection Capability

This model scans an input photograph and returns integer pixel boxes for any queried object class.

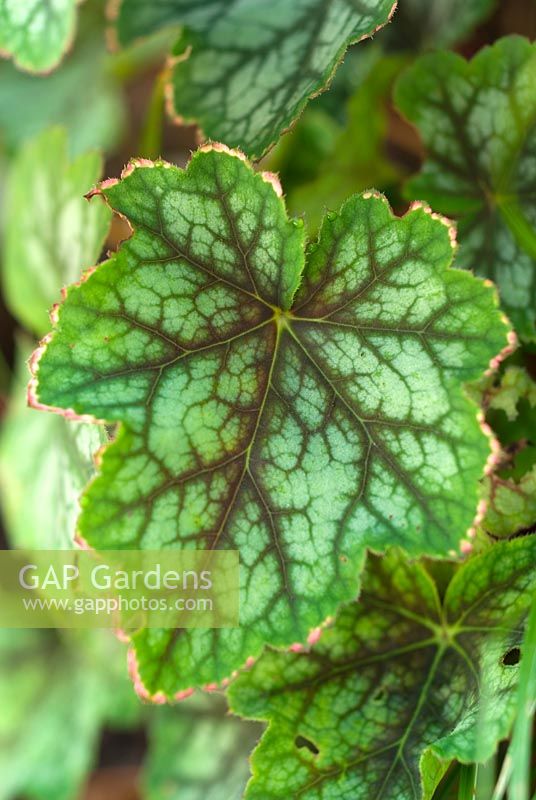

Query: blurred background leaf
[0,0,79,74]
[2,127,111,336]
[143,693,262,800]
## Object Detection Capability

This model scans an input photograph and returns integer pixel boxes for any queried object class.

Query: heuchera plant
[0,1,534,798]
[31,146,509,695]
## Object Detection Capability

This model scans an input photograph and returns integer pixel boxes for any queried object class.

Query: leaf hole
[295,735,319,755]
[372,689,385,703]
[502,647,521,666]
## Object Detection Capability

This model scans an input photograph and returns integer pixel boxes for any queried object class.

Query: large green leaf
[144,693,262,800]
[395,37,536,340]
[0,0,78,73]
[2,128,111,337]
[229,537,536,799]
[31,147,508,696]
[112,0,395,158]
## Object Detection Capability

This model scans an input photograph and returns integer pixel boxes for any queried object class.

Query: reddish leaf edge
[106,0,399,160]
[26,143,513,701]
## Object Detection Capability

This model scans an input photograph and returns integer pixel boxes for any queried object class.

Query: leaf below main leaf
[229,537,536,799]
[32,146,508,696]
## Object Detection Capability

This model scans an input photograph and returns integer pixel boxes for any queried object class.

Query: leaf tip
[174,687,195,702]
[115,628,131,644]
[261,170,283,197]
[407,201,458,249]
[73,532,91,550]
[128,647,168,704]
[199,141,248,163]
[459,539,473,555]
[164,57,205,145]
[357,0,398,43]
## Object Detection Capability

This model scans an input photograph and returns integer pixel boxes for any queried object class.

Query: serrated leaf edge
[108,0,398,159]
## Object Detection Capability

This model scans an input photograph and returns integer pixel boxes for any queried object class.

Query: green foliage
[31,147,508,695]
[1,3,535,795]
[284,54,407,232]
[0,35,125,157]
[2,128,111,337]
[476,366,536,538]
[0,345,138,800]
[507,596,536,800]
[144,693,262,800]
[0,627,141,800]
[0,341,105,549]
[482,450,536,538]
[395,36,536,340]
[112,0,395,158]
[0,0,78,73]
[229,538,536,799]
[388,0,497,50]
[486,366,536,423]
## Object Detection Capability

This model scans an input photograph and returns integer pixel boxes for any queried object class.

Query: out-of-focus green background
[0,1,534,798]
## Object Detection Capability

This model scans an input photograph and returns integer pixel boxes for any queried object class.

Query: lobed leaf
[32,147,509,696]
[229,537,536,799]
[395,36,536,340]
[0,0,79,73]
[112,0,396,158]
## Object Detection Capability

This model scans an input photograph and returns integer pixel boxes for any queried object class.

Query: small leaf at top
[395,36,536,340]
[229,536,536,799]
[0,0,78,73]
[112,0,396,158]
[31,146,508,696]
[2,127,112,337]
